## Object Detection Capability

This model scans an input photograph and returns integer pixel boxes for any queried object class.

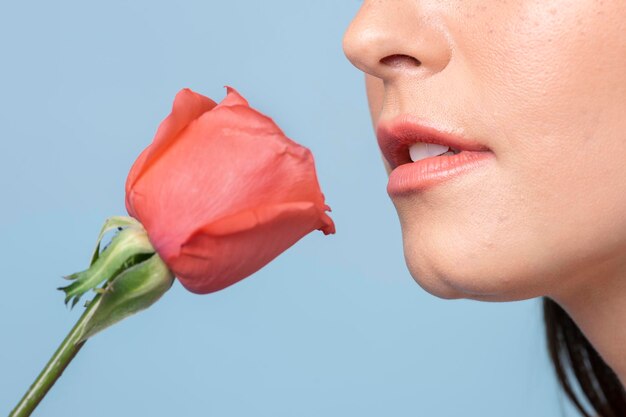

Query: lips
[375,114,495,195]
[376,115,491,170]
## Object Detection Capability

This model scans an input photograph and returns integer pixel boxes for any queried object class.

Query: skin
[343,0,626,385]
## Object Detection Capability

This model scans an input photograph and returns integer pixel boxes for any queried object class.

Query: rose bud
[124,86,335,294]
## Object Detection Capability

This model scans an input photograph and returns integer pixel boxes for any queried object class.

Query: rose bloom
[125,87,335,294]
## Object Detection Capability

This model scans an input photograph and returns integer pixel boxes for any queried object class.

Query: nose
[342,1,452,82]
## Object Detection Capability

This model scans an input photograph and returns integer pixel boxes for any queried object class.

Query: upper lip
[376,115,491,170]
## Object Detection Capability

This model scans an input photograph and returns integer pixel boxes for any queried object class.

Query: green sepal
[77,253,174,343]
[89,216,143,266]
[59,225,155,308]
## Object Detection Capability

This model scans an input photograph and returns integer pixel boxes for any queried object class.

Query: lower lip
[387,151,494,196]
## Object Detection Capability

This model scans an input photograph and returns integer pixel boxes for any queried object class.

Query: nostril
[380,54,422,68]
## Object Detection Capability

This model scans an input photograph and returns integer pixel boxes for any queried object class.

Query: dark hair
[543,297,626,416]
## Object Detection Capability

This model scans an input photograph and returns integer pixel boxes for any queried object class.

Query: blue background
[1,1,581,416]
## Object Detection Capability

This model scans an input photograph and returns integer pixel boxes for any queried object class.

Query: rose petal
[125,88,217,203]
[165,201,325,294]
[220,86,250,107]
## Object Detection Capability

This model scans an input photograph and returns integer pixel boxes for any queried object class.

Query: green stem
[9,294,103,417]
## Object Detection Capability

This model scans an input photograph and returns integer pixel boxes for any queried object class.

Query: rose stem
[9,293,103,417]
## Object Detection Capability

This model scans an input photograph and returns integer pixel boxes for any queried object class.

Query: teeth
[409,143,451,162]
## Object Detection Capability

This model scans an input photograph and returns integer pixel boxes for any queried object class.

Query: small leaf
[59,226,155,308]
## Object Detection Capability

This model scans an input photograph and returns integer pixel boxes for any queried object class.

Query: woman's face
[343,1,626,302]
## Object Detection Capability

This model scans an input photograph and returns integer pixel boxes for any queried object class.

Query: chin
[399,228,550,303]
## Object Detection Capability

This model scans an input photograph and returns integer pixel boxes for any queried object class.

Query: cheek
[468,0,626,157]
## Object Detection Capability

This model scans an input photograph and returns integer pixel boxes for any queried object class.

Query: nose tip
[342,3,451,81]
[341,24,373,74]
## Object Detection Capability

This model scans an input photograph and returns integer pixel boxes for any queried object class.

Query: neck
[550,255,626,387]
